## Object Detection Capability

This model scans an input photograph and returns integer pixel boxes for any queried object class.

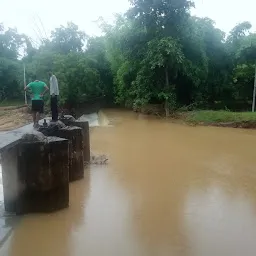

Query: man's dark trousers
[51,95,58,121]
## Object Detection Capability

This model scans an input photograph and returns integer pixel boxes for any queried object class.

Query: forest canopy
[1,0,256,113]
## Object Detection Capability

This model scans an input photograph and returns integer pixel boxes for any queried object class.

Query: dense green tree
[51,22,87,54]
[0,24,24,100]
[1,1,256,112]
[53,52,103,105]
[232,32,256,109]
[86,37,114,104]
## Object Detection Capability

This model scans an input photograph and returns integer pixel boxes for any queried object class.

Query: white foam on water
[77,113,100,127]
[77,111,111,127]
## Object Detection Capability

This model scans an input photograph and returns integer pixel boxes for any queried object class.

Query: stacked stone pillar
[1,115,91,215]
[51,127,84,182]
[1,137,69,214]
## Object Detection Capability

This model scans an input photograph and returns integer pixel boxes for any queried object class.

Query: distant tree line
[1,0,256,114]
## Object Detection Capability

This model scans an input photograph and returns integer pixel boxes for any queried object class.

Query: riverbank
[1,101,256,131]
[0,106,31,131]
[182,110,256,128]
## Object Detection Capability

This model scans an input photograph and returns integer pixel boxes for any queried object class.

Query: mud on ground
[0,106,31,132]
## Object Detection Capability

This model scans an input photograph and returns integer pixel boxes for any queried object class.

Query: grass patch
[185,110,256,124]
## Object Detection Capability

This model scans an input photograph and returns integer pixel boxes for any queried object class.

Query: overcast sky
[1,0,256,42]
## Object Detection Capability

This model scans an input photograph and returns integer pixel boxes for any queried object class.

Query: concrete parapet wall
[1,145,20,213]
[2,137,69,214]
[51,127,84,182]
[70,121,90,164]
[0,114,93,215]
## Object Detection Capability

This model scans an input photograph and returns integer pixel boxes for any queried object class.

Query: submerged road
[1,109,256,256]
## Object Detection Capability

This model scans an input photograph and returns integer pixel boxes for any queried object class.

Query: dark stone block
[16,183,69,214]
[70,121,90,164]
[1,145,20,213]
[1,137,69,214]
[42,117,90,164]
[17,137,69,214]
[51,127,84,182]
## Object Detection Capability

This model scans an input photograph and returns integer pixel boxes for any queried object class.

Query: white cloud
[0,0,255,40]
[0,0,130,39]
[192,0,256,34]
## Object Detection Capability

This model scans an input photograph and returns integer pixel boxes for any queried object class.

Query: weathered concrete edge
[0,111,100,153]
[0,224,13,247]
[0,216,21,246]
[0,134,22,154]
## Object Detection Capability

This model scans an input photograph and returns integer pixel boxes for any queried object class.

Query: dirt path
[0,106,31,132]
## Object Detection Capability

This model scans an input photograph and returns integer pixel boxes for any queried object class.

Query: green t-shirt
[27,80,46,100]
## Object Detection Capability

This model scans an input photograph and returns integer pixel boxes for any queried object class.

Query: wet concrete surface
[1,110,256,256]
[0,112,102,152]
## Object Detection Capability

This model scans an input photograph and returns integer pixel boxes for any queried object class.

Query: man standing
[49,71,59,122]
[24,79,49,128]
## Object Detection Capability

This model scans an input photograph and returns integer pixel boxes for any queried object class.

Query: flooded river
[1,109,256,256]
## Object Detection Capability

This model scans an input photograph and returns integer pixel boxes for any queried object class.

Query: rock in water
[88,152,108,165]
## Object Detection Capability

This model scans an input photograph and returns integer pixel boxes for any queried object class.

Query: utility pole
[23,64,27,105]
[248,34,256,112]
[252,62,256,112]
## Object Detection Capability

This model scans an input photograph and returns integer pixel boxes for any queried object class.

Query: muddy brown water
[1,109,256,256]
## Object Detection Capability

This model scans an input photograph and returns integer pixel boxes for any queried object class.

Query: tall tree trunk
[165,66,170,117]
[252,62,256,112]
